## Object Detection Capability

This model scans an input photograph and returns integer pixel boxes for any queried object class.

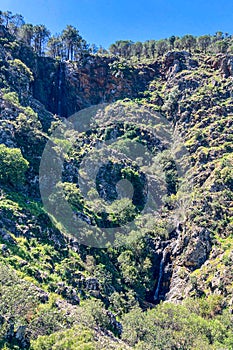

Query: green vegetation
[0,144,29,186]
[122,299,233,349]
[0,9,232,350]
[31,326,95,350]
[1,10,233,62]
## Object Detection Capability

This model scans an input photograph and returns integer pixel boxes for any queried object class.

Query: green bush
[0,144,29,187]
[3,91,20,106]
[31,326,95,350]
[122,301,233,349]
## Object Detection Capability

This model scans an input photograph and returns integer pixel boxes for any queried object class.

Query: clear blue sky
[1,0,233,48]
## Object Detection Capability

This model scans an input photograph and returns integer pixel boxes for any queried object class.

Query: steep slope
[0,24,232,349]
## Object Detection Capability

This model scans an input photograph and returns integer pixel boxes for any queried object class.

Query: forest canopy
[1,10,233,61]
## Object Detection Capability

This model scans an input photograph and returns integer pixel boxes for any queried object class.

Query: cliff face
[0,27,233,349]
[34,50,233,303]
[30,56,160,117]
[1,24,160,119]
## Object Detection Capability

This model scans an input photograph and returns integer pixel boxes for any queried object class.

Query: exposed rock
[55,282,80,305]
[164,51,198,80]
[15,325,30,349]
[85,277,99,291]
[1,244,9,256]
[31,56,160,118]
[34,286,49,303]
[0,314,5,325]
[210,54,233,77]
[183,229,211,269]
[5,320,15,341]
[0,24,233,349]
[0,228,16,244]
[106,310,122,335]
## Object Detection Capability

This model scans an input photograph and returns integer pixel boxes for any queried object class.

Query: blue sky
[1,0,233,48]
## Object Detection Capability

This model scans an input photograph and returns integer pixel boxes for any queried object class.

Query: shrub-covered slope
[0,23,232,349]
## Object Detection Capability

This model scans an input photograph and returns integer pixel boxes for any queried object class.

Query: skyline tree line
[0,10,95,59]
[1,10,233,62]
[109,32,233,60]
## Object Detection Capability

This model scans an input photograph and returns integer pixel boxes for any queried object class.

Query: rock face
[151,226,212,303]
[85,277,99,291]
[0,29,233,348]
[15,326,29,349]
[4,319,30,349]
[210,54,233,77]
[0,228,16,244]
[183,229,212,269]
[164,51,198,79]
[30,56,160,117]
[55,282,80,305]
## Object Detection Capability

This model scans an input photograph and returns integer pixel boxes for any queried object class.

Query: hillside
[0,18,233,350]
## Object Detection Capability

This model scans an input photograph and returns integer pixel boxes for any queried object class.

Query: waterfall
[152,224,183,302]
[57,62,63,116]
[154,246,169,301]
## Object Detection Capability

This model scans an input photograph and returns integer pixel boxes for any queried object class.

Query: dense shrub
[0,144,29,186]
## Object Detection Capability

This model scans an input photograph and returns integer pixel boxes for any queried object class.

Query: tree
[74,38,90,59]
[0,11,3,25]
[214,40,229,53]
[156,39,169,56]
[142,41,150,58]
[121,302,222,349]
[181,34,196,52]
[31,326,95,350]
[97,45,108,55]
[169,35,176,50]
[148,40,156,58]
[19,23,34,46]
[89,43,99,54]
[174,38,183,50]
[8,13,24,35]
[214,31,224,41]
[0,144,29,187]
[109,42,118,55]
[33,24,50,55]
[47,35,63,58]
[1,11,13,29]
[133,41,143,59]
[61,25,82,60]
[117,250,139,285]
[198,35,211,53]
[121,307,146,346]
[109,40,133,58]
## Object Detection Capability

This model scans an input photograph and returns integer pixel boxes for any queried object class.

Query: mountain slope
[0,23,232,349]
